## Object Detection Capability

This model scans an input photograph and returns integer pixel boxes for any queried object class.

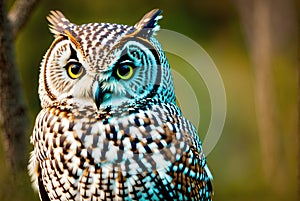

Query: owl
[28,9,213,201]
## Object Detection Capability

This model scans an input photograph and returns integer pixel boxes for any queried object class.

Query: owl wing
[149,103,214,200]
[28,107,80,200]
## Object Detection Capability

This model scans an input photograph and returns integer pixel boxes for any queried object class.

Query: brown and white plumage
[29,9,213,201]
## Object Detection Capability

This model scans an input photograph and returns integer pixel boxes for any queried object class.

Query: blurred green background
[1,0,298,200]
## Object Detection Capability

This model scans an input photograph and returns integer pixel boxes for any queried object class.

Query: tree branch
[8,0,41,38]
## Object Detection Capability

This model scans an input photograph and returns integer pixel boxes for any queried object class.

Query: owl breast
[32,102,211,200]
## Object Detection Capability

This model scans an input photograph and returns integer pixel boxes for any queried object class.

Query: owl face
[39,10,175,110]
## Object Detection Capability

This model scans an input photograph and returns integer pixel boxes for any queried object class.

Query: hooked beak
[94,82,111,109]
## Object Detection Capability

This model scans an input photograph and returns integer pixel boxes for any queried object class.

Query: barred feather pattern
[30,102,212,200]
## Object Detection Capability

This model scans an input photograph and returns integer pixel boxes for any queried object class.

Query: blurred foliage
[1,0,298,200]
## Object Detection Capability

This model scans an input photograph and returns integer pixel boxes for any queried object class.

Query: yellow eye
[66,62,84,79]
[116,64,134,80]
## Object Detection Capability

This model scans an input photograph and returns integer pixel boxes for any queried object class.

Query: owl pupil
[71,63,81,74]
[116,64,134,80]
[65,62,84,79]
[118,65,130,76]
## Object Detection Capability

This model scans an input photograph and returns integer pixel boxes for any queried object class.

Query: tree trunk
[251,0,279,181]
[0,0,29,171]
[236,0,279,181]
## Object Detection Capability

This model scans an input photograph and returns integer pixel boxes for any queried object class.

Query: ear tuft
[134,9,163,38]
[47,10,72,37]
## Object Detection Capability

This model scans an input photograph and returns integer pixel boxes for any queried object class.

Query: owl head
[39,9,175,110]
